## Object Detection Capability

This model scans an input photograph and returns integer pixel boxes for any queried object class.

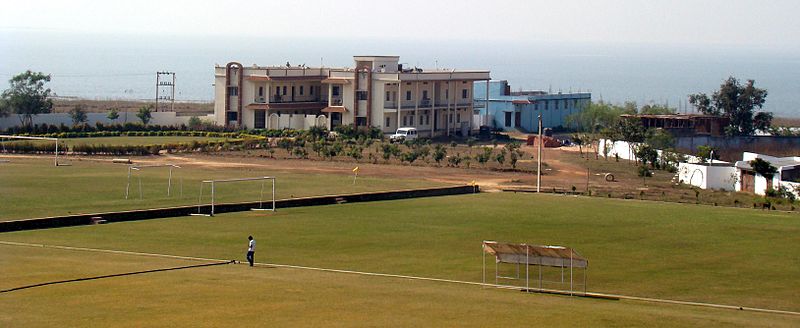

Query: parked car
[390,127,418,142]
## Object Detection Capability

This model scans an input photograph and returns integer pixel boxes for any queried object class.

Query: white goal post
[0,135,64,166]
[192,177,276,216]
[125,164,182,200]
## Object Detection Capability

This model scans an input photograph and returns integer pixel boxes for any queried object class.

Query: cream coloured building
[214,56,490,137]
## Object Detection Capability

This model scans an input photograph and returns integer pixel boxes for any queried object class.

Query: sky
[2,0,799,52]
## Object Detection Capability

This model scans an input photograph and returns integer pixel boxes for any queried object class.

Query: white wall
[677,163,737,191]
[0,112,216,130]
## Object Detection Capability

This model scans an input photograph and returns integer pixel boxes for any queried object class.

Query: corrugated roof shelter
[482,241,588,294]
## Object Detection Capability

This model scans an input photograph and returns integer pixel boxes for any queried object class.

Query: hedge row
[3,122,237,135]
[27,130,243,139]
[0,140,262,156]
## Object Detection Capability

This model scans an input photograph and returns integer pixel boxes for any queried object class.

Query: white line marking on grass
[2,240,798,317]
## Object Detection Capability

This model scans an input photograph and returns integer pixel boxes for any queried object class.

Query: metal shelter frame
[0,135,66,166]
[482,240,588,295]
[192,177,276,216]
[125,164,182,200]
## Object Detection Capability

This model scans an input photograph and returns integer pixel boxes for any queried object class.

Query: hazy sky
[2,0,799,51]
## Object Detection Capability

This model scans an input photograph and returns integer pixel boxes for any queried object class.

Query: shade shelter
[482,241,588,295]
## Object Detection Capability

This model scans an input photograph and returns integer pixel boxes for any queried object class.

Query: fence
[0,113,216,130]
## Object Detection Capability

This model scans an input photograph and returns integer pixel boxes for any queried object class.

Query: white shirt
[248,239,256,252]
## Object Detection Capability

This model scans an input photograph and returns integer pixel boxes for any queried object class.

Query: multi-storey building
[214,56,490,137]
[474,80,591,132]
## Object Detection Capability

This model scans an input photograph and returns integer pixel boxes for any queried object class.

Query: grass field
[1,193,798,326]
[0,157,445,221]
[2,245,795,327]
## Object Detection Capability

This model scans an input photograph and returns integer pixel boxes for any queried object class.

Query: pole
[125,166,131,199]
[570,251,574,296]
[537,114,542,192]
[525,244,529,292]
[54,139,58,167]
[586,167,590,194]
[482,242,486,287]
[211,181,215,216]
[484,79,489,128]
[167,166,173,197]
[272,178,276,212]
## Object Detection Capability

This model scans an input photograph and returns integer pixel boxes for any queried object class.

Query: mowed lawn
[0,157,445,221]
[1,245,796,327]
[2,193,798,316]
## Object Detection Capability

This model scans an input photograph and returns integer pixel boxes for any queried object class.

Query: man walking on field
[246,236,256,267]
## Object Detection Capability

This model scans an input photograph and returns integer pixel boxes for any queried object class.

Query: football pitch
[0,157,444,221]
[1,193,798,326]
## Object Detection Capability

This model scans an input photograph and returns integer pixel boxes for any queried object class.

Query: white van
[389,127,418,142]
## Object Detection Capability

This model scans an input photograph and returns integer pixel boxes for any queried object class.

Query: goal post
[193,177,276,216]
[125,164,182,200]
[0,135,64,166]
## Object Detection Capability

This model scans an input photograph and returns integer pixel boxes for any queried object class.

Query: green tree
[70,104,88,126]
[432,144,447,166]
[749,158,777,180]
[188,116,202,130]
[688,76,770,136]
[571,134,585,156]
[495,149,507,167]
[634,144,658,168]
[107,108,120,121]
[0,71,54,127]
[136,105,153,125]
[566,101,634,134]
[695,145,720,164]
[645,129,675,150]
[639,103,676,115]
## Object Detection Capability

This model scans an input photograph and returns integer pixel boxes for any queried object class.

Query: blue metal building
[474,80,591,132]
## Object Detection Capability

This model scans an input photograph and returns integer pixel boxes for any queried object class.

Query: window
[422,90,428,99]
[332,86,340,96]
[392,91,397,101]
[227,86,238,96]
[406,91,412,101]
[410,115,415,125]
[386,117,391,127]
[462,89,468,99]
[386,91,391,101]
[356,91,368,100]
[310,86,314,95]
[445,89,449,99]
[449,113,453,123]
[254,110,266,129]
[226,111,238,122]
[504,112,512,127]
[299,86,304,95]
[275,86,280,95]
[282,86,287,95]
[258,86,263,97]
[456,112,461,123]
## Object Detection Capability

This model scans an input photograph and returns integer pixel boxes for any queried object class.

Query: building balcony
[330,97,343,106]
[384,99,473,110]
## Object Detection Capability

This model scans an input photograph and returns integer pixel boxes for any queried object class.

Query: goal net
[193,177,276,216]
[0,135,67,166]
[125,164,182,200]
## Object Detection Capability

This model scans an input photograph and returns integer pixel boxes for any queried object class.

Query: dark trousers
[246,251,254,266]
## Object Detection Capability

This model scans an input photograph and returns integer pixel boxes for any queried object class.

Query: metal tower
[155,71,176,112]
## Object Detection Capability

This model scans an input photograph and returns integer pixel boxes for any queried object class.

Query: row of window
[531,99,584,110]
[389,111,464,127]
[385,89,469,101]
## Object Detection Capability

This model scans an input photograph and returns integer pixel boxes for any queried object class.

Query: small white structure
[734,152,800,197]
[677,162,737,191]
